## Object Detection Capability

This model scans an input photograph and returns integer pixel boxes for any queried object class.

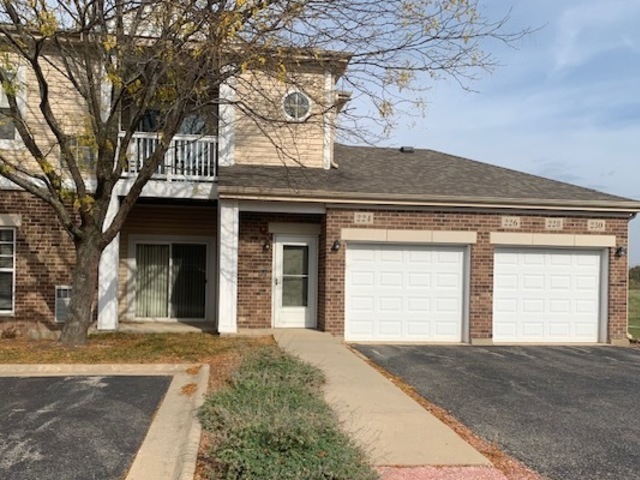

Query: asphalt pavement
[355,345,640,480]
[0,375,171,480]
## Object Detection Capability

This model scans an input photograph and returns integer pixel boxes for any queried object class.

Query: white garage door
[345,244,465,342]
[493,248,602,343]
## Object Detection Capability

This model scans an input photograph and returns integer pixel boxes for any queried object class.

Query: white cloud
[552,0,640,73]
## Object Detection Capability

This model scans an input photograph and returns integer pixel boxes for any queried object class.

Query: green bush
[200,347,379,480]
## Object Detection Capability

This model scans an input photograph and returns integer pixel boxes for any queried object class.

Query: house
[1,47,639,345]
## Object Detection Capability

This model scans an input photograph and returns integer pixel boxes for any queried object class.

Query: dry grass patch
[0,332,269,480]
[0,333,273,365]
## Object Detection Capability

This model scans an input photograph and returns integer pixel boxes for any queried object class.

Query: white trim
[599,250,609,343]
[0,227,16,316]
[268,222,321,235]
[219,192,640,214]
[238,200,325,214]
[282,89,312,122]
[0,65,26,149]
[100,64,112,123]
[271,234,318,329]
[462,245,471,344]
[0,214,21,227]
[218,76,236,167]
[114,178,218,200]
[97,195,120,330]
[341,228,477,244]
[126,234,216,323]
[217,200,239,333]
[322,71,333,170]
[490,232,616,248]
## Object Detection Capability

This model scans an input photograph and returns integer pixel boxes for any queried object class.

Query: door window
[281,245,309,307]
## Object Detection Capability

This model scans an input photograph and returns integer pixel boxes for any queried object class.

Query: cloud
[552,0,640,73]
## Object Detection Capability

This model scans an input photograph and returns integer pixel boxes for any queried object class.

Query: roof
[218,144,640,212]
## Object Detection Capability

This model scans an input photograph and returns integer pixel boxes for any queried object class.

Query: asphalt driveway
[0,375,171,480]
[355,345,640,480]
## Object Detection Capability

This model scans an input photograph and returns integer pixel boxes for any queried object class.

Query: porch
[118,132,218,182]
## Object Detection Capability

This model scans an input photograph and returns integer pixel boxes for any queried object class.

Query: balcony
[119,132,217,182]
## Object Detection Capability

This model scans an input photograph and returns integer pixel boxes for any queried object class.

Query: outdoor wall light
[615,246,627,258]
[263,240,271,252]
[332,240,342,252]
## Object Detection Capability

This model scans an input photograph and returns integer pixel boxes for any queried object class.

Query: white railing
[119,132,218,181]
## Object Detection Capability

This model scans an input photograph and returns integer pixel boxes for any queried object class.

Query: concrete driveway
[355,345,640,480]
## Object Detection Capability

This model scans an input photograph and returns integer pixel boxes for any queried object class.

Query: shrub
[200,347,379,480]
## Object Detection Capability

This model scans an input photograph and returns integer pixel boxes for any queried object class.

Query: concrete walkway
[274,329,489,467]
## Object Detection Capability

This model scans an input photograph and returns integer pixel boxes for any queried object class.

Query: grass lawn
[629,289,640,339]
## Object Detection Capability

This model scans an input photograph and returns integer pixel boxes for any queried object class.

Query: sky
[384,0,640,264]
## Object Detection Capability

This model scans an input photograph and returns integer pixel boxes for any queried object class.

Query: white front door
[273,235,318,328]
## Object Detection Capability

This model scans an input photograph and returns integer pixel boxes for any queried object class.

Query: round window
[283,91,311,120]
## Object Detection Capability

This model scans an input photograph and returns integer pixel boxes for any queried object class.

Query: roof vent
[399,146,414,153]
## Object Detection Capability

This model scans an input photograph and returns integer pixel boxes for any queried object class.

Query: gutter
[217,186,640,215]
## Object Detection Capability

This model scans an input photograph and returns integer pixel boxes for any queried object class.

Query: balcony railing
[119,132,217,181]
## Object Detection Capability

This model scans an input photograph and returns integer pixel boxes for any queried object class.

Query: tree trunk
[59,238,102,346]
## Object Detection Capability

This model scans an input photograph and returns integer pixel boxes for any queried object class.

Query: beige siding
[3,54,90,174]
[117,204,217,319]
[234,68,327,168]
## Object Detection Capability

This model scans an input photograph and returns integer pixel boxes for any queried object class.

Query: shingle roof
[218,144,640,210]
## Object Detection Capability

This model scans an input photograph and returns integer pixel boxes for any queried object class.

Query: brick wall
[320,208,629,343]
[0,191,75,327]
[237,212,322,328]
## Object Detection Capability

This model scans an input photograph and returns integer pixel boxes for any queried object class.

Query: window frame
[0,106,16,140]
[0,228,16,315]
[282,90,312,122]
[0,65,26,148]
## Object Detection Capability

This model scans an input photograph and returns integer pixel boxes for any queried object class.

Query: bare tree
[0,0,526,345]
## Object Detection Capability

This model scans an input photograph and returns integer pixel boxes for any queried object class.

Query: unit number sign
[354,212,374,225]
[501,216,521,229]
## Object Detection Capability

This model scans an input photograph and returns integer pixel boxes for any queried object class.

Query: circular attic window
[283,91,311,121]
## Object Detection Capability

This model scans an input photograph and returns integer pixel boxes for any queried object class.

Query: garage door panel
[550,275,571,289]
[408,272,430,287]
[576,275,598,290]
[493,248,601,343]
[379,296,402,311]
[436,272,460,288]
[496,274,518,289]
[380,271,403,287]
[549,299,570,313]
[346,244,464,342]
[381,249,403,262]
[548,323,570,337]
[523,275,544,289]
[351,271,375,286]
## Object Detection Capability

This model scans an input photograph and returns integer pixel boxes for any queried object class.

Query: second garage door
[493,248,602,343]
[345,244,465,342]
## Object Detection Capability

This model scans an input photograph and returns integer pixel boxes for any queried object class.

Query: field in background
[629,289,640,339]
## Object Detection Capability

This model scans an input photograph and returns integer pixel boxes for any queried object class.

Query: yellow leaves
[107,72,123,89]
[275,63,287,83]
[377,100,393,119]
[41,159,55,175]
[126,78,142,95]
[37,11,59,37]
[102,36,117,53]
